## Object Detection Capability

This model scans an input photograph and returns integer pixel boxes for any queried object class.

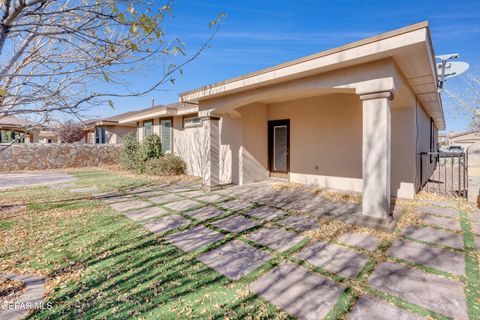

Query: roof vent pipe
[152,98,155,108]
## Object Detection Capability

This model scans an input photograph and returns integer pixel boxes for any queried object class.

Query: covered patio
[179,22,444,224]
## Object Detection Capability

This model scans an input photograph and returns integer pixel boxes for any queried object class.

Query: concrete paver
[401,225,464,249]
[141,214,190,234]
[126,206,168,221]
[369,262,468,320]
[337,232,381,251]
[163,199,202,212]
[110,200,151,212]
[250,262,345,320]
[166,225,224,252]
[277,215,318,231]
[347,295,425,320]
[197,240,271,280]
[244,207,286,221]
[185,206,225,221]
[388,239,465,275]
[211,215,259,233]
[295,241,368,278]
[247,228,305,252]
[420,213,462,231]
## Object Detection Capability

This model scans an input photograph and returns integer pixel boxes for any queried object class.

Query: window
[430,118,435,163]
[143,120,153,137]
[183,116,202,128]
[95,127,107,144]
[161,119,172,153]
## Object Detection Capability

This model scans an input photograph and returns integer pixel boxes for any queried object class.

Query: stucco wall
[238,103,268,184]
[209,92,420,198]
[173,116,206,178]
[415,102,437,191]
[107,125,136,144]
[0,144,121,171]
[267,94,362,191]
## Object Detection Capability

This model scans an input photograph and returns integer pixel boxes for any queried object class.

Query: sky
[99,0,480,133]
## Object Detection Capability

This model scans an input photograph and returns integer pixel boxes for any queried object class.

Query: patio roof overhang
[179,21,444,130]
[118,104,199,124]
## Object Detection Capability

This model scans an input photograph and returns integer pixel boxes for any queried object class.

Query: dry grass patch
[0,277,26,305]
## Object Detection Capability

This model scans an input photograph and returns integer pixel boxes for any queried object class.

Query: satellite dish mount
[436,53,469,93]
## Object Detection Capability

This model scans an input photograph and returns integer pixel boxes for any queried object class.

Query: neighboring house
[83,112,138,144]
[447,130,480,150]
[118,102,200,154]
[0,115,40,143]
[39,129,60,144]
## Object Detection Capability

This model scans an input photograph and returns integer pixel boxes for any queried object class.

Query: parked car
[446,145,464,154]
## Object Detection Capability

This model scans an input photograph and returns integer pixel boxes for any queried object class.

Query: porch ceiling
[179,21,444,130]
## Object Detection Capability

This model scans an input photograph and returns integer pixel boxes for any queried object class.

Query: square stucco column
[202,116,220,190]
[360,91,393,219]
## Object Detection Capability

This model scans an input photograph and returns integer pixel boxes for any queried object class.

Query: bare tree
[57,120,84,143]
[444,71,480,130]
[0,0,224,121]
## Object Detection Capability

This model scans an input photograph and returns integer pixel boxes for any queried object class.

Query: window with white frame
[183,116,202,128]
[95,127,106,144]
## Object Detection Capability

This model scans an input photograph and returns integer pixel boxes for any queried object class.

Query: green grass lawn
[0,170,287,319]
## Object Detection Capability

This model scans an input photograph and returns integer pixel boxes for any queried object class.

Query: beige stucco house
[83,112,138,144]
[446,130,480,149]
[122,21,443,221]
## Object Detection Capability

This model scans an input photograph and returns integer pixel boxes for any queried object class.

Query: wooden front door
[268,119,290,178]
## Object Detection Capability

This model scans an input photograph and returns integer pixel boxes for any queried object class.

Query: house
[118,102,200,153]
[83,112,138,144]
[127,21,443,221]
[0,115,41,143]
[446,130,480,150]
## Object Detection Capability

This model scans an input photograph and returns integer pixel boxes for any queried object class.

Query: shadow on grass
[24,205,281,319]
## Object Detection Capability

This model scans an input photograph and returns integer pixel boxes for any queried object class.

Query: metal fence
[419,151,468,198]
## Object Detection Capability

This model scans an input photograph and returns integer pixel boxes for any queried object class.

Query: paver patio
[388,239,465,275]
[195,193,229,203]
[347,296,425,320]
[369,262,468,319]
[165,225,224,252]
[337,232,381,251]
[247,227,305,252]
[162,199,202,212]
[295,241,368,278]
[418,206,460,218]
[141,214,190,234]
[197,240,272,280]
[184,206,225,221]
[420,213,462,231]
[277,215,318,231]
[211,215,259,233]
[244,206,286,221]
[250,262,345,320]
[94,178,476,319]
[110,199,151,212]
[401,225,464,248]
[148,193,182,204]
[100,194,135,204]
[219,199,254,211]
[126,206,168,221]
[178,190,206,198]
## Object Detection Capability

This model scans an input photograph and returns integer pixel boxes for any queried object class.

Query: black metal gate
[419,151,468,198]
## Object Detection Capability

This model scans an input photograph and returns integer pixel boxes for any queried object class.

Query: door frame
[268,119,290,175]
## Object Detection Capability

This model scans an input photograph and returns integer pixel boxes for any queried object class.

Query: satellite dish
[436,61,470,80]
